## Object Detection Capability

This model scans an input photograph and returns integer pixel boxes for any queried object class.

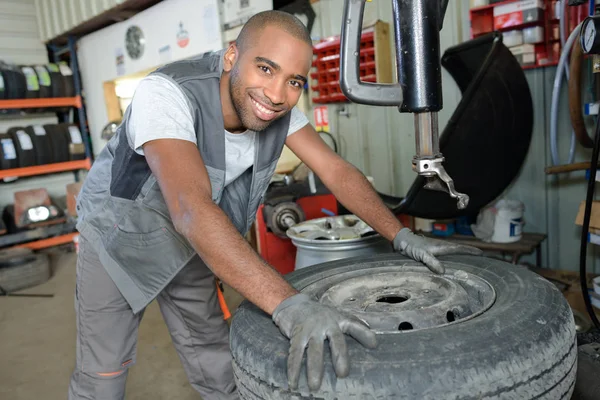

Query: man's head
[221,10,313,132]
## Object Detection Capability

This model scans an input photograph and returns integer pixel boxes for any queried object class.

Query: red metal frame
[255,194,339,275]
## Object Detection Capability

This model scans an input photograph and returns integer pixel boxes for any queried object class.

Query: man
[69,10,481,399]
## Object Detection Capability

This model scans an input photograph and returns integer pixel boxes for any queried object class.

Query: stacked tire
[0,124,86,170]
[0,61,76,113]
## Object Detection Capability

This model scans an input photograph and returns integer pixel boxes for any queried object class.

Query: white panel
[48,0,63,41]
[33,0,48,42]
[77,0,223,156]
[0,1,36,16]
[58,0,72,31]
[0,0,48,65]
[68,0,80,31]
[38,0,54,42]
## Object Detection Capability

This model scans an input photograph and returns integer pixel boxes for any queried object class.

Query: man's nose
[264,79,286,105]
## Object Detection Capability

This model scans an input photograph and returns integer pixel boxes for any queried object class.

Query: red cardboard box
[493,0,545,29]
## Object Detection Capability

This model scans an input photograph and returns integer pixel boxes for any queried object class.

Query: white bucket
[490,200,524,243]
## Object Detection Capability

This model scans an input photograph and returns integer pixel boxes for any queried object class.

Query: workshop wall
[307,0,465,196]
[0,0,72,208]
[504,68,598,273]
[76,0,223,157]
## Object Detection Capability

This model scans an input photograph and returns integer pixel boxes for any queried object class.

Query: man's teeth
[252,98,275,115]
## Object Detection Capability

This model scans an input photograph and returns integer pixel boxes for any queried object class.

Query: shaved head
[236,10,312,54]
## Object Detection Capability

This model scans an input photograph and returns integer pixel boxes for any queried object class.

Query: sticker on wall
[115,48,125,76]
[159,45,172,64]
[313,105,330,133]
[176,22,190,48]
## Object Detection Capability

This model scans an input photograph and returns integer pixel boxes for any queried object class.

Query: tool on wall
[339,0,467,210]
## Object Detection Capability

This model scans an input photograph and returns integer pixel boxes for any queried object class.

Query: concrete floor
[0,248,245,400]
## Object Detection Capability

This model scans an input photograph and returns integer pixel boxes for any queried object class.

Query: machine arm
[339,0,468,210]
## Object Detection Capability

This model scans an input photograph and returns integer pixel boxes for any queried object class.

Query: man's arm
[143,138,297,315]
[286,123,483,275]
[285,124,403,241]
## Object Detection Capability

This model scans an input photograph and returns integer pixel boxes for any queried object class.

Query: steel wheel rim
[286,215,380,244]
[302,264,496,333]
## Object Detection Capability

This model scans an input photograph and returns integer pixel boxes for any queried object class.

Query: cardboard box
[493,0,545,29]
[509,44,536,66]
[575,200,600,230]
[221,0,273,30]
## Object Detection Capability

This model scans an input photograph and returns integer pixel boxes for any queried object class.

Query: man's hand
[393,228,483,274]
[272,293,377,391]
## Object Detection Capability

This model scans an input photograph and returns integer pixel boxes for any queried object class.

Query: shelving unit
[0,96,82,110]
[469,0,589,70]
[0,37,92,251]
[0,159,92,180]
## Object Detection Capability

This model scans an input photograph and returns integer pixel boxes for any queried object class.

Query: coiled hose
[551,20,580,165]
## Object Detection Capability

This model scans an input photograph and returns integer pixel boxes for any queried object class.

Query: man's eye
[290,81,302,88]
[259,66,271,74]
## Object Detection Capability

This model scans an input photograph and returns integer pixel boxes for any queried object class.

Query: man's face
[226,26,313,132]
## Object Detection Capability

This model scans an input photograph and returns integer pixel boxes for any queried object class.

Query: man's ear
[223,44,238,73]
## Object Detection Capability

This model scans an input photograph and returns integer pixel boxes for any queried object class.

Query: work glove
[272,293,377,391]
[393,228,483,274]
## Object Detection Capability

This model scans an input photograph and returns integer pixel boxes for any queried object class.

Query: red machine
[255,193,338,275]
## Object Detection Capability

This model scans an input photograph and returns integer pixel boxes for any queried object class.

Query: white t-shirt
[127,75,309,186]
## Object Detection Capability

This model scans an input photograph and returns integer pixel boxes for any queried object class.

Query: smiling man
[69,10,481,400]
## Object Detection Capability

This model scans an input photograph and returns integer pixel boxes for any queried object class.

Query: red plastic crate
[469,0,589,69]
[311,30,379,104]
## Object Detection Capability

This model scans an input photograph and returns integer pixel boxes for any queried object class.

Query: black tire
[34,65,52,99]
[0,133,19,170]
[20,66,40,99]
[7,127,36,167]
[0,67,7,100]
[230,254,577,400]
[43,124,70,163]
[0,248,50,293]
[58,62,75,97]
[24,125,54,165]
[1,65,26,99]
[57,123,86,160]
[46,63,65,98]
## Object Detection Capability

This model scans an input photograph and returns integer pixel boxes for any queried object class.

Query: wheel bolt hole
[447,311,456,322]
[398,322,413,331]
[377,295,408,304]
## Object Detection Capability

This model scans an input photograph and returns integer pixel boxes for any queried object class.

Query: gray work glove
[393,228,483,274]
[272,293,377,391]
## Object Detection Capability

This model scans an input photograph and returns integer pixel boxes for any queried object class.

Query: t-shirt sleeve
[126,75,197,156]
[287,106,310,136]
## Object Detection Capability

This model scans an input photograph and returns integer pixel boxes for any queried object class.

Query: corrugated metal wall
[0,0,72,208]
[34,0,126,42]
[0,0,48,64]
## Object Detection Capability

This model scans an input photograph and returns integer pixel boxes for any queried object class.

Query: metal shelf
[0,96,82,110]
[0,159,92,180]
[0,221,77,250]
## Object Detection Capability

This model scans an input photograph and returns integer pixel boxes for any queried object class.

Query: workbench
[419,232,547,267]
